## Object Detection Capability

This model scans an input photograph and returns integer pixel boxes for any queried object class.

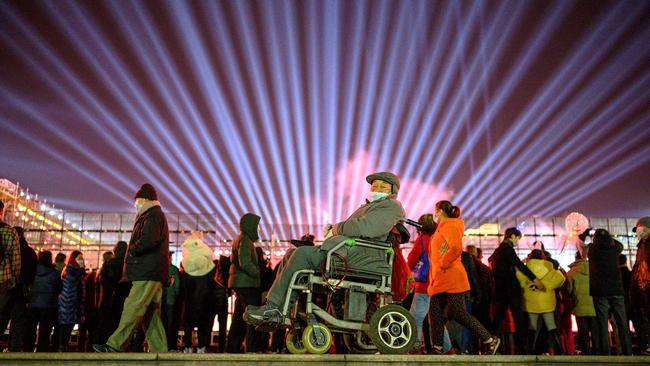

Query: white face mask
[638,228,648,241]
[367,191,389,202]
[134,200,144,211]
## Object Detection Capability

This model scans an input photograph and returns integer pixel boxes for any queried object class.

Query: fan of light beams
[1,0,649,241]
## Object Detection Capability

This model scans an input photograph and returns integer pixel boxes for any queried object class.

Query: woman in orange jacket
[428,200,500,354]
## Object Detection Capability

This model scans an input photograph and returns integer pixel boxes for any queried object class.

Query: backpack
[412,237,430,283]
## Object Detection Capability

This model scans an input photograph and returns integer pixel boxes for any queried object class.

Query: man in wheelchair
[244,172,405,330]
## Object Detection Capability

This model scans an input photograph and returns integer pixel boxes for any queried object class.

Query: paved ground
[1,353,650,366]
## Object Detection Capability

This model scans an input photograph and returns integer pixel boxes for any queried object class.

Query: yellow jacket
[516,258,565,314]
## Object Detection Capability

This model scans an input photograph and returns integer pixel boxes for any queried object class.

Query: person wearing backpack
[406,213,437,352]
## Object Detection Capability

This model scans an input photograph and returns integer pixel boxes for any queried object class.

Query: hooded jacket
[228,213,261,289]
[428,218,470,295]
[516,258,565,314]
[566,259,596,317]
[182,234,215,276]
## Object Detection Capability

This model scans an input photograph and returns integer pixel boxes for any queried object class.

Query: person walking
[93,183,169,353]
[427,201,501,355]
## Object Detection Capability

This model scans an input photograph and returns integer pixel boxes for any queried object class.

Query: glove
[322,224,333,240]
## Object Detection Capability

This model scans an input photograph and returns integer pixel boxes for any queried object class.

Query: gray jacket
[323,196,405,272]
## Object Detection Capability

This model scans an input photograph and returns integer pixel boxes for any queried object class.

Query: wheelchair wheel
[302,323,332,354]
[368,304,416,354]
[285,329,307,354]
[343,332,377,354]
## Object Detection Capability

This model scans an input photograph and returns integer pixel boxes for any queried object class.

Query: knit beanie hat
[135,183,158,201]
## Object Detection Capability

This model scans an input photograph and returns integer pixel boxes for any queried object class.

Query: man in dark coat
[587,228,632,355]
[94,183,169,352]
[489,227,545,354]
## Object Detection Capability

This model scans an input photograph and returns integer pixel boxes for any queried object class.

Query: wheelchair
[274,222,419,354]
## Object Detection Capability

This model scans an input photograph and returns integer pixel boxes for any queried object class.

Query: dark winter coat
[489,241,537,292]
[166,263,181,305]
[473,257,494,308]
[228,213,261,289]
[58,264,85,325]
[632,237,650,291]
[98,242,130,309]
[461,251,481,303]
[588,239,624,297]
[181,267,221,323]
[125,205,169,282]
[83,270,98,323]
[31,264,62,309]
[19,238,37,286]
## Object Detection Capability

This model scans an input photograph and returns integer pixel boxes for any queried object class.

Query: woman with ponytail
[428,201,501,354]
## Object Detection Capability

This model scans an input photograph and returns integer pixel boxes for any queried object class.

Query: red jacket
[407,234,432,294]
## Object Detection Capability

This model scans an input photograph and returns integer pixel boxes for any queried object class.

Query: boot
[549,330,564,355]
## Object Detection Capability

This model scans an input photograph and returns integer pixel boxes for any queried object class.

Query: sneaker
[484,337,501,355]
[183,347,193,353]
[408,341,423,354]
[197,347,206,354]
[92,344,120,353]
[244,303,283,326]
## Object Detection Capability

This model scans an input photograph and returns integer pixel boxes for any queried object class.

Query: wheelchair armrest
[324,238,392,273]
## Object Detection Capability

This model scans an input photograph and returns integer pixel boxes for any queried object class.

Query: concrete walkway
[1,353,650,366]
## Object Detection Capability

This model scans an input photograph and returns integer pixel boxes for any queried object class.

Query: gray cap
[632,216,650,232]
[366,172,400,194]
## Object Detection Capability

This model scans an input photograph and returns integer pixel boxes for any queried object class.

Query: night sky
[1,0,649,224]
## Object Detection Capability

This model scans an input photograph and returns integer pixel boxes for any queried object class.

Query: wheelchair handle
[402,218,422,229]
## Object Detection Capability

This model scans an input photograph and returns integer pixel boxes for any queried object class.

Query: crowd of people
[0,177,648,356]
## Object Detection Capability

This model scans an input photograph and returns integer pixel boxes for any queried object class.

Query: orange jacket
[427,218,470,295]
